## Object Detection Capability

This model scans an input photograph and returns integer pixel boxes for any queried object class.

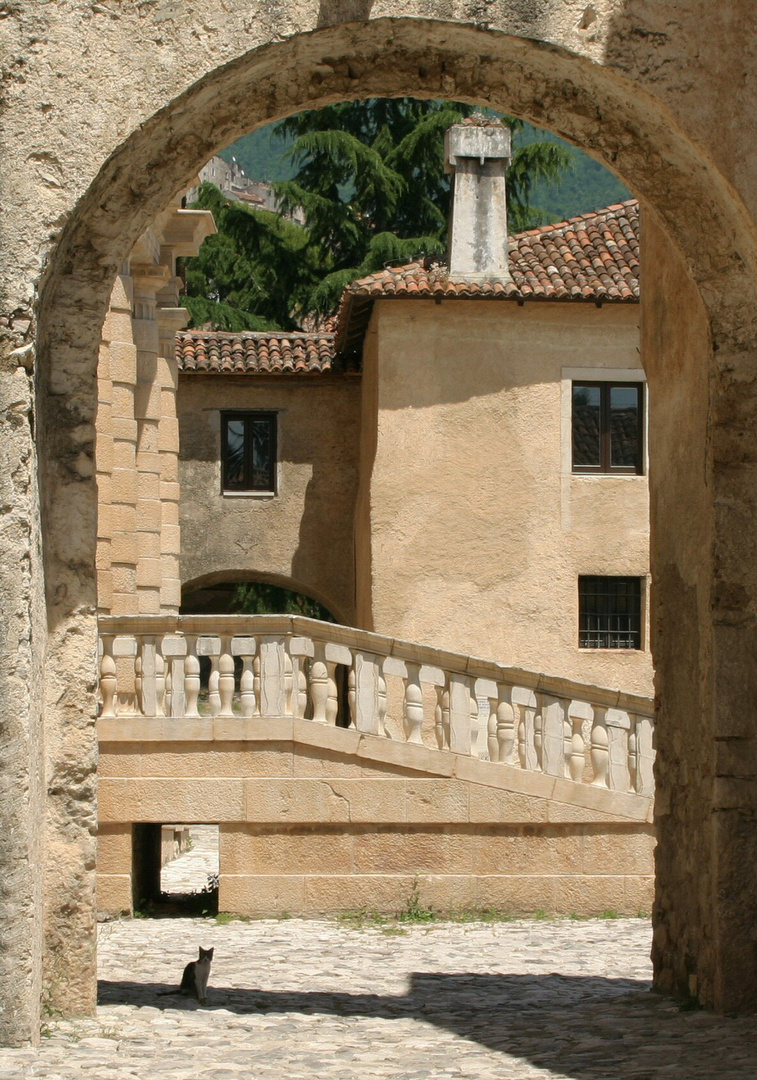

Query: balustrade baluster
[491,684,515,764]
[231,637,256,719]
[284,651,294,717]
[325,660,339,726]
[590,705,609,787]
[197,638,221,716]
[435,683,446,749]
[403,662,423,745]
[518,701,526,768]
[99,634,117,717]
[253,653,261,716]
[289,637,314,720]
[155,648,166,718]
[208,656,221,715]
[498,689,516,763]
[628,721,638,792]
[134,655,143,715]
[218,636,234,718]
[514,688,538,771]
[469,681,482,758]
[310,641,329,724]
[568,702,588,783]
[297,661,308,719]
[533,694,544,771]
[164,659,173,717]
[487,692,498,761]
[184,636,201,718]
[378,661,388,737]
[348,665,357,728]
[162,636,187,718]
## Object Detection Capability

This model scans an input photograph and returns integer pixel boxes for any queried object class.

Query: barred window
[221,411,277,493]
[572,382,643,474]
[578,576,642,649]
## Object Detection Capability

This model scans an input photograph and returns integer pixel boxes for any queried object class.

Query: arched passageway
[3,2,757,1044]
[181,572,341,623]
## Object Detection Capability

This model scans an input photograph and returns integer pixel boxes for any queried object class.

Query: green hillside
[219,118,630,225]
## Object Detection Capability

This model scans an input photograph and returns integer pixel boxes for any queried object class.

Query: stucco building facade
[172,188,650,695]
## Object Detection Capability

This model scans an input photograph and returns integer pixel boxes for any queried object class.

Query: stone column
[131,263,171,617]
[156,304,188,613]
[643,211,757,1011]
[104,272,139,617]
[97,269,135,615]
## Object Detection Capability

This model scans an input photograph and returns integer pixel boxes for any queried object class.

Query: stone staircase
[97,615,655,916]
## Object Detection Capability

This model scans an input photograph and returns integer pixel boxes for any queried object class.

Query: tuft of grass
[600,909,620,920]
[533,909,549,920]
[215,911,251,925]
[397,881,436,924]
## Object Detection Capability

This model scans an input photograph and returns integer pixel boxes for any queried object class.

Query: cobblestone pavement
[2,916,757,1079]
[160,825,219,895]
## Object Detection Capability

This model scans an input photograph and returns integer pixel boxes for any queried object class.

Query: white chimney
[444,116,512,280]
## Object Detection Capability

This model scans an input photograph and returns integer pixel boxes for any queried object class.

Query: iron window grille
[221,411,277,493]
[572,381,644,474]
[579,576,642,649]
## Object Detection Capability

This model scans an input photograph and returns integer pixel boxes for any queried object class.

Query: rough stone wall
[2,0,757,1041]
[0,363,45,1046]
[642,210,754,1010]
[178,374,361,622]
[358,299,652,695]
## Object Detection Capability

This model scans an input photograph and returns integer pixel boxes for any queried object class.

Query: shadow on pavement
[99,971,757,1079]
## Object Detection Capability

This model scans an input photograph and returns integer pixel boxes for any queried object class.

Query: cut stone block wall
[96,721,654,918]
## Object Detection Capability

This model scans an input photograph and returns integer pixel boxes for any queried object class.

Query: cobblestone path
[160,825,219,895]
[1,917,756,1079]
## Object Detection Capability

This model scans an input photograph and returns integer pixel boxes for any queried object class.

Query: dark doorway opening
[132,823,220,916]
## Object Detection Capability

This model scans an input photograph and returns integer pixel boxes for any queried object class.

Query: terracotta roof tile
[179,202,640,374]
[343,200,639,304]
[176,330,337,375]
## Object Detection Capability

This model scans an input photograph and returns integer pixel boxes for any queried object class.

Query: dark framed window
[579,576,642,650]
[572,382,644,474]
[221,411,277,493]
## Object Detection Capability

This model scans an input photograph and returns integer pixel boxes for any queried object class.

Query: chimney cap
[445,115,512,171]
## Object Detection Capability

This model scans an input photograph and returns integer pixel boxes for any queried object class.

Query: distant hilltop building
[189,154,306,226]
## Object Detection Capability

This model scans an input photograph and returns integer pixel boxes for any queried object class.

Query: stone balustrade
[98,615,655,798]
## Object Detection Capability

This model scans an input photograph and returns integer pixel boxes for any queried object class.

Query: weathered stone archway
[3,0,757,1046]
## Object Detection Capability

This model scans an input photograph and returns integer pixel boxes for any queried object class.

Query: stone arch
[9,8,757,1044]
